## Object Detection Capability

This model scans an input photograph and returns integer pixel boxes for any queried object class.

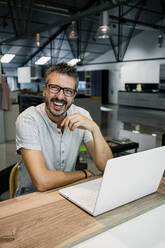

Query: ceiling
[0,0,165,76]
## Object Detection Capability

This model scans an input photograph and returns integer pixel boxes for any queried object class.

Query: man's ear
[43,85,46,97]
[72,92,77,104]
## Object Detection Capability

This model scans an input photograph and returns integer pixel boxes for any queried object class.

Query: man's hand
[60,113,98,132]
[84,169,94,178]
[61,113,113,173]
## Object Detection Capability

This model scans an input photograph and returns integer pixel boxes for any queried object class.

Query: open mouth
[52,100,66,111]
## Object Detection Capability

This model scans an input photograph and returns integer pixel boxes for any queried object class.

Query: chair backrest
[9,163,18,198]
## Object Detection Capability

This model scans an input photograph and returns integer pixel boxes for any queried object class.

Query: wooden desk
[0,178,165,248]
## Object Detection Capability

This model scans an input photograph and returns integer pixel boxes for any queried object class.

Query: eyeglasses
[46,84,76,97]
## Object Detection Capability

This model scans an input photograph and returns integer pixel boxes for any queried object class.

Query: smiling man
[15,63,113,197]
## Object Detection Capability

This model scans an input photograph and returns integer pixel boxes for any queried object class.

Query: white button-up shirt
[15,103,93,195]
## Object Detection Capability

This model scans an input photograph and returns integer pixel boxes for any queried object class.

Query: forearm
[90,124,113,171]
[35,169,87,192]
[21,148,91,192]
[60,113,113,172]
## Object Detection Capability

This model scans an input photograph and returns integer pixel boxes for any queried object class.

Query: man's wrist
[91,122,100,135]
[80,169,88,178]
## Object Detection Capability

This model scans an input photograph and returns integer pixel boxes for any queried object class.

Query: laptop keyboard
[60,178,102,213]
[77,189,98,209]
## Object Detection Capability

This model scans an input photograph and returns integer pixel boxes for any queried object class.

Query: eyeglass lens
[47,84,75,96]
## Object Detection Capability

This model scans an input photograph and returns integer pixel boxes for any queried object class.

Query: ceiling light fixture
[36,33,40,47]
[158,33,163,48]
[1,54,15,63]
[67,58,81,66]
[96,10,110,39]
[69,21,78,40]
[35,56,50,65]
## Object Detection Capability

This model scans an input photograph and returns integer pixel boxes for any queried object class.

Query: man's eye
[51,86,59,90]
[65,89,73,94]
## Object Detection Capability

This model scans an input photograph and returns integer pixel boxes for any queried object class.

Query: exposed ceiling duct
[0,0,164,75]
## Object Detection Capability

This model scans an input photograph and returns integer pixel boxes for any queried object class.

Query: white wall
[0,110,5,143]
[4,104,19,141]
[120,61,160,83]
[79,27,165,104]
[109,69,123,104]
[124,29,165,61]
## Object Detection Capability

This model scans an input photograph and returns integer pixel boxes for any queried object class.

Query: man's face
[43,72,76,119]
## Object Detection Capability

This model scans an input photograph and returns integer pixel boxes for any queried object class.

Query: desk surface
[72,203,165,248]
[106,138,139,154]
[0,178,165,248]
[110,141,139,154]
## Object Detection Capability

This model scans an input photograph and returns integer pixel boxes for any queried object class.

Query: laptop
[59,146,165,216]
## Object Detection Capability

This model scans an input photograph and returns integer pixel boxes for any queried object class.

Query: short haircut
[45,62,79,89]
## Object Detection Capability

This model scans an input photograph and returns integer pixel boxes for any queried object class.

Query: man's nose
[56,88,65,98]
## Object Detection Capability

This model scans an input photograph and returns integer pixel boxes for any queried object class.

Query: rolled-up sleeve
[82,111,93,144]
[16,113,41,151]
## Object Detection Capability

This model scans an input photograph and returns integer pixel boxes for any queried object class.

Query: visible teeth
[54,102,64,106]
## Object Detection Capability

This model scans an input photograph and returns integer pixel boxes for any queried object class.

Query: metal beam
[65,32,76,59]
[21,0,26,33]
[1,0,71,16]
[0,0,136,45]
[81,56,165,66]
[13,0,23,35]
[122,0,144,60]
[25,0,33,33]
[76,21,80,60]
[2,48,103,57]
[34,0,78,12]
[160,0,165,15]
[55,32,65,63]
[109,36,118,61]
[22,0,102,66]
[117,5,123,62]
[0,0,77,13]
[50,40,53,65]
[79,0,99,63]
[126,2,164,16]
[80,20,94,64]
[108,15,165,31]
[7,0,18,37]
[2,39,108,52]
[22,24,69,66]
[122,0,142,16]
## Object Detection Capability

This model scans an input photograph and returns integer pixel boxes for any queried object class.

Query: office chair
[9,163,18,198]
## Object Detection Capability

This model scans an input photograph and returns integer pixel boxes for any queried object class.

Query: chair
[9,163,18,198]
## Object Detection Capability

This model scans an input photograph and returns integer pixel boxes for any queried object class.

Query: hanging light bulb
[36,33,40,47]
[158,33,163,48]
[96,11,110,39]
[69,21,78,40]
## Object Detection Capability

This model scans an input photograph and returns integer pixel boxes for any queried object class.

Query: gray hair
[45,62,79,89]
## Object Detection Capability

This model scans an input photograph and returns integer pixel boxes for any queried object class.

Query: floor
[101,104,165,149]
[1,104,165,200]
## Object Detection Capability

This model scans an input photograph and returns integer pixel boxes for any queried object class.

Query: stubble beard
[44,97,73,118]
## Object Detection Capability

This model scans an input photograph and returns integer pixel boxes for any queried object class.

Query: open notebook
[59,146,165,216]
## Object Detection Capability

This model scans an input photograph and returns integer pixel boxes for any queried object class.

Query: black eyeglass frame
[46,83,77,97]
